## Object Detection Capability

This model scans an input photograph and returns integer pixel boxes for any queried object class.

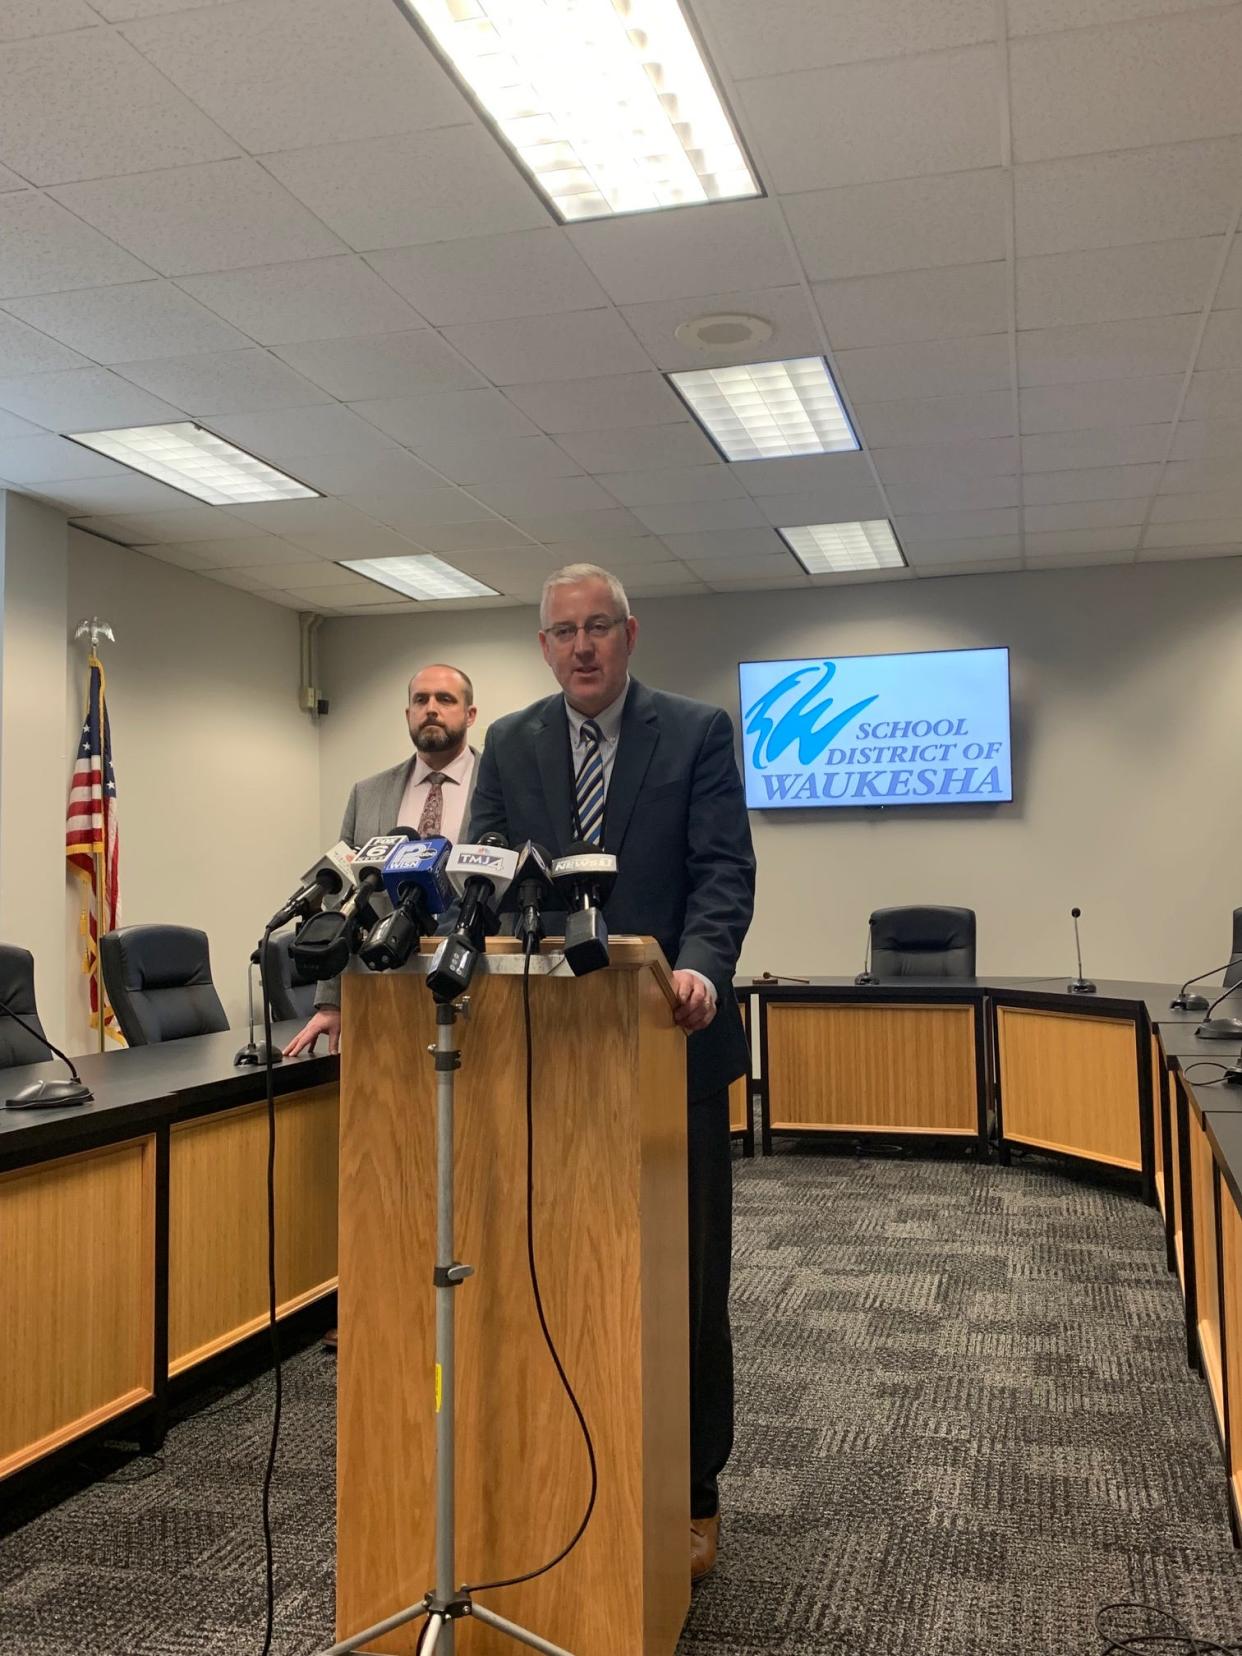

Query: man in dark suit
[467,563,755,1582]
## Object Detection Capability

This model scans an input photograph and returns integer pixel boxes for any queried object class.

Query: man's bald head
[406,664,476,765]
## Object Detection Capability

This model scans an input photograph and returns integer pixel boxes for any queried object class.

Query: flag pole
[94,845,105,1053]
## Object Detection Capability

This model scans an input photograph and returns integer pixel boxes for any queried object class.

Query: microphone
[426,834,520,1001]
[501,841,557,954]
[290,832,411,980]
[360,836,453,971]
[266,839,358,930]
[1066,906,1096,995]
[3,994,93,1109]
[854,916,878,987]
[551,841,618,977]
[1169,957,1239,1012]
[234,946,283,1066]
[1196,977,1242,1040]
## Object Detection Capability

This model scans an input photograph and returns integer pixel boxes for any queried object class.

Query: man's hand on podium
[671,970,717,1034]
[282,1007,342,1058]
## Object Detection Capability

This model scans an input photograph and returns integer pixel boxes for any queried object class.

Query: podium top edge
[345,937,675,1001]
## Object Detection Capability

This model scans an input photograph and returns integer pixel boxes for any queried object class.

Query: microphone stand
[1196,978,1242,1041]
[1066,907,1096,995]
[1170,957,1238,1012]
[2,993,94,1108]
[318,981,574,1656]
[854,921,878,987]
[235,950,283,1067]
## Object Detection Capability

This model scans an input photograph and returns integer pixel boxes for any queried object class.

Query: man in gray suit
[282,662,480,1059]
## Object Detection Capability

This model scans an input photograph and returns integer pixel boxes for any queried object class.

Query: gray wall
[319,559,1241,983]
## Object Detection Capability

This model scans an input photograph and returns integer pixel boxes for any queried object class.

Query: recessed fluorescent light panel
[399,0,759,221]
[779,521,906,575]
[340,555,499,601]
[66,423,318,506]
[669,357,859,461]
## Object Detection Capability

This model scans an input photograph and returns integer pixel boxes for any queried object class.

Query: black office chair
[0,945,53,1067]
[100,925,229,1047]
[869,906,977,979]
[260,933,318,1023]
[1223,908,1242,990]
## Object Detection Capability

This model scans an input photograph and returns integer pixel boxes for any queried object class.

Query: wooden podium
[336,939,689,1655]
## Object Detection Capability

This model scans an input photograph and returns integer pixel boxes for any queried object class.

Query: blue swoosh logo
[744,663,878,770]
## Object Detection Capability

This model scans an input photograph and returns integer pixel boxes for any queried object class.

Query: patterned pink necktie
[418,773,445,839]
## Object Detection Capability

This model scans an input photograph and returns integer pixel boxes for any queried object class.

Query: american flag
[66,652,122,1042]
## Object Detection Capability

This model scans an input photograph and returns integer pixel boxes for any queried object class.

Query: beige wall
[0,494,71,1047]
[58,529,321,1051]
[319,559,1242,984]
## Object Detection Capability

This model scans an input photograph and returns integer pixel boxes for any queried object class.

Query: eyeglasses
[543,616,627,647]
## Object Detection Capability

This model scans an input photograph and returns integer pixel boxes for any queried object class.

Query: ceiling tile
[656,527,788,561]
[442,309,650,386]
[438,548,558,586]
[267,447,443,497]
[1019,377,1183,432]
[871,437,1019,484]
[624,566,708,595]
[566,201,796,306]
[0,433,125,482]
[367,229,607,326]
[620,286,823,370]
[274,330,482,401]
[1160,456,1242,494]
[396,519,535,554]
[398,433,583,487]
[178,256,424,346]
[257,586,337,610]
[262,128,549,252]
[113,348,332,415]
[631,498,767,534]
[0,0,99,38]
[598,466,747,507]
[1023,499,1148,530]
[1197,309,1242,372]
[223,495,384,533]
[1014,138,1242,257]
[1023,548,1136,568]
[556,423,719,475]
[882,472,1020,514]
[683,553,796,580]
[507,510,650,542]
[176,534,307,568]
[1149,488,1242,523]
[32,472,200,513]
[698,0,996,77]
[1016,238,1222,329]
[1021,424,1170,470]
[352,386,539,449]
[1139,541,1241,562]
[207,402,405,460]
[221,557,372,589]
[1141,518,1242,546]
[0,162,25,189]
[727,452,873,497]
[0,191,153,299]
[0,310,87,374]
[285,574,403,604]
[0,366,183,428]
[205,563,298,589]
[1023,528,1142,556]
[0,27,236,186]
[1168,420,1242,461]
[137,541,247,571]
[3,279,250,362]
[281,522,422,559]
[1023,463,1161,504]
[893,507,1019,542]
[120,0,470,153]
[502,373,685,435]
[50,159,345,276]
[532,534,672,563]
[704,572,812,592]
[1017,314,1199,385]
[1219,241,1242,308]
[737,46,1000,193]
[853,389,1015,446]
[753,484,889,524]
[835,333,1011,401]
[73,504,258,542]
[903,536,1021,560]
[782,169,1007,283]
[341,488,498,532]
[814,262,1008,348]
[1181,370,1242,421]
[1010,1,1237,35]
[469,475,618,516]
[1009,8,1242,161]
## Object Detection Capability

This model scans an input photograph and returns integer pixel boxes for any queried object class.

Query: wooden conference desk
[0,1026,338,1484]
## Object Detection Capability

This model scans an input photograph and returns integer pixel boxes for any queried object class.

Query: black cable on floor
[257,926,282,1656]
[1097,1600,1242,1654]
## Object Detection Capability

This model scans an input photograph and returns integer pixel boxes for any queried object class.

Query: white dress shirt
[564,681,715,1005]
[397,746,475,846]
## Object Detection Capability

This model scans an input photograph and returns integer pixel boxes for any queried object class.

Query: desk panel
[766,1001,979,1136]
[168,1084,338,1374]
[1152,1035,1166,1220]
[995,1006,1141,1171]
[1189,1108,1225,1437]
[1220,1176,1242,1528]
[0,1136,155,1477]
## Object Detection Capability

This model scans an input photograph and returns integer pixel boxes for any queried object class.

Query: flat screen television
[738,647,1012,810]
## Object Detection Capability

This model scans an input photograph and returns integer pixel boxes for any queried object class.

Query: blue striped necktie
[575,719,606,846]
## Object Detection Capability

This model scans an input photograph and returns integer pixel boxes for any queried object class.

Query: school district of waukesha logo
[744,662,876,771]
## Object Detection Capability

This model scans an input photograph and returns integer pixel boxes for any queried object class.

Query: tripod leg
[316,1602,430,1655]
[469,1603,577,1655]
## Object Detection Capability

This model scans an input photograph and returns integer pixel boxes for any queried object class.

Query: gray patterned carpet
[3,1149,1241,1655]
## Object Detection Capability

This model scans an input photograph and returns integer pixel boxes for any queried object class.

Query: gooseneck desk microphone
[1066,906,1096,995]
[2,994,94,1108]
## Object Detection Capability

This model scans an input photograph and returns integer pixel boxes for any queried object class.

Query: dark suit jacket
[467,680,755,1102]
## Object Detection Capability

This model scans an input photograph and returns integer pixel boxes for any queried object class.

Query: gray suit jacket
[314,747,478,1010]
